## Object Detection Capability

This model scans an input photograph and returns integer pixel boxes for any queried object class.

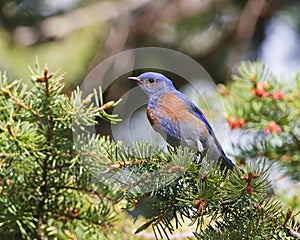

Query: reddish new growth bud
[43,66,48,77]
[252,82,269,98]
[272,90,284,100]
[194,199,208,214]
[228,117,246,130]
[246,184,254,195]
[238,119,246,128]
[241,172,260,195]
[262,92,269,98]
[228,117,238,129]
[264,121,282,135]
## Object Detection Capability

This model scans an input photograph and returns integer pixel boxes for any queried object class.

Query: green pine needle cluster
[0,61,299,239]
[0,63,119,239]
[222,61,300,179]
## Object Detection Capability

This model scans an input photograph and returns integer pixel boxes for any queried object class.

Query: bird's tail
[219,152,235,171]
[220,152,245,174]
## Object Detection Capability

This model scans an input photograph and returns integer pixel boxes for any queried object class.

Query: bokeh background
[1,0,300,139]
[1,0,300,83]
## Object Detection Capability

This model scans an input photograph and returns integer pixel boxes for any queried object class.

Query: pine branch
[0,152,20,157]
[0,87,42,117]
[0,63,122,239]
[35,67,55,235]
[108,158,161,169]
[90,101,116,114]
[1,61,299,239]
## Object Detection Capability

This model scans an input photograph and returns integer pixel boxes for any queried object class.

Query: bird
[128,72,235,170]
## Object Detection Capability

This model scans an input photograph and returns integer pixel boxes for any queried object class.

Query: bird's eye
[149,78,155,83]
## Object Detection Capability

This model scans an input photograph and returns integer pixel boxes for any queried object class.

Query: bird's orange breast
[146,92,209,138]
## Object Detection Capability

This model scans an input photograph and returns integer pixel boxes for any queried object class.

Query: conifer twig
[90,101,115,114]
[0,88,42,117]
[0,152,20,157]
[108,158,160,169]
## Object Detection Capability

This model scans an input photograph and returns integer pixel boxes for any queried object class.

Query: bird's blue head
[128,72,175,96]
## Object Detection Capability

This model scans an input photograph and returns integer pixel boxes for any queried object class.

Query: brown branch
[0,152,20,157]
[56,151,107,158]
[0,88,42,117]
[37,67,55,230]
[57,152,161,169]
[108,158,160,169]
[0,151,161,169]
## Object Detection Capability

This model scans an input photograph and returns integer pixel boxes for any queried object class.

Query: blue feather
[173,91,214,136]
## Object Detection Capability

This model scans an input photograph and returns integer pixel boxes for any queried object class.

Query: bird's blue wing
[173,91,214,136]
[172,90,235,169]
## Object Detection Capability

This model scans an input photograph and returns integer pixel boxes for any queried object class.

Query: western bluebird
[129,72,235,170]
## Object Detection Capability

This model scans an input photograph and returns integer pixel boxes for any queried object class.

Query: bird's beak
[128,76,141,83]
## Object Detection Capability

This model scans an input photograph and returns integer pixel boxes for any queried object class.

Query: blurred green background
[1,0,299,89]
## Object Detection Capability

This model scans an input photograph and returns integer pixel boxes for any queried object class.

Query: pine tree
[0,61,299,239]
[0,63,120,239]
[223,61,300,180]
